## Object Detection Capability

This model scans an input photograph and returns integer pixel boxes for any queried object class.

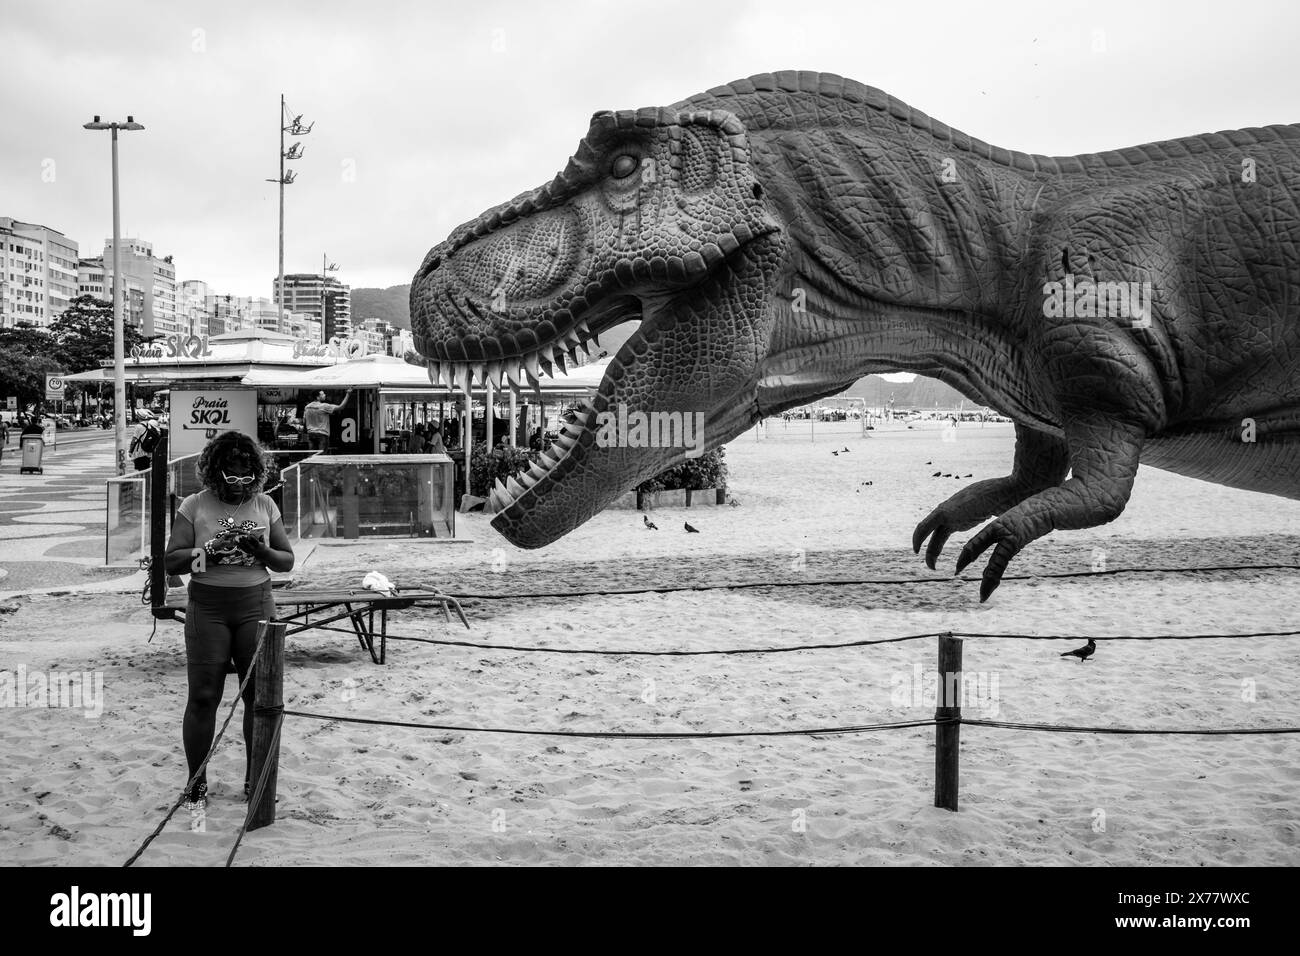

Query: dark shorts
[308,433,329,450]
[184,580,276,668]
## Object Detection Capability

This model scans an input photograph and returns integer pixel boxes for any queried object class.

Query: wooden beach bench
[159,586,470,665]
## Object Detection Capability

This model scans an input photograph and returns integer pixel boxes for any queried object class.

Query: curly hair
[196,430,268,495]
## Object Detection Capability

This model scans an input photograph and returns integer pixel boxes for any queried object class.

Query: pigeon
[643,515,658,530]
[942,473,952,477]
[684,521,700,533]
[932,471,942,477]
[925,461,932,465]
[963,473,973,478]
[832,450,840,456]
[841,447,850,453]
[1060,639,1096,662]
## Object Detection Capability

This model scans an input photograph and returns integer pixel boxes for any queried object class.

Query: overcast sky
[2,0,1296,298]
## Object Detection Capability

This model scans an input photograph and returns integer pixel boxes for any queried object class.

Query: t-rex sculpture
[410,71,1300,600]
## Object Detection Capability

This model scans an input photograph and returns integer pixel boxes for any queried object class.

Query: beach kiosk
[63,329,370,565]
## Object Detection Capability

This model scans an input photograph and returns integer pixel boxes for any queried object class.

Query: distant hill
[835,375,983,410]
[351,285,411,329]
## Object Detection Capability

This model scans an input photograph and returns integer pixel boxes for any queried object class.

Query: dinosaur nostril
[752,183,763,200]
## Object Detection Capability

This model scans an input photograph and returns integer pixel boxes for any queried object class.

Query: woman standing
[164,431,295,809]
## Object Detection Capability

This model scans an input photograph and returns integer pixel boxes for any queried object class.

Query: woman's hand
[234,533,266,556]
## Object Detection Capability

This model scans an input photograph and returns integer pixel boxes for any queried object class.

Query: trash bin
[20,435,44,474]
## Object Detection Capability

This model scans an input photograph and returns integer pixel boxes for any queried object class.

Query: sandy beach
[3,422,1299,866]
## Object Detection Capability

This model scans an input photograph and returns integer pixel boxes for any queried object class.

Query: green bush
[470,442,542,497]
[636,447,727,493]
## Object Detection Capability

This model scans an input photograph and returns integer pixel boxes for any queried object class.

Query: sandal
[183,780,208,811]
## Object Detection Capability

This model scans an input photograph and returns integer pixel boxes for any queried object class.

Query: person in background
[408,424,426,454]
[163,430,294,810]
[303,389,354,451]
[426,426,446,455]
[129,410,162,472]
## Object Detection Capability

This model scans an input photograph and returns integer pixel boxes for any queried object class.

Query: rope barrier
[122,631,266,868]
[361,626,1300,656]
[962,718,1300,736]
[282,709,1300,739]
[441,561,1300,602]
[282,708,942,739]
[225,712,284,868]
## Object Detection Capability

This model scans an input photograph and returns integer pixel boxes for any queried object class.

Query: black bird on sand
[841,447,850,453]
[832,450,840,456]
[932,471,942,477]
[643,515,658,530]
[1060,639,1096,662]
[684,521,700,533]
[925,461,932,465]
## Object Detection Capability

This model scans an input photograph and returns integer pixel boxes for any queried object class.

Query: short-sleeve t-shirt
[177,490,282,587]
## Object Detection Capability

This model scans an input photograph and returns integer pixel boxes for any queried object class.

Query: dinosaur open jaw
[430,232,774,522]
[423,290,639,393]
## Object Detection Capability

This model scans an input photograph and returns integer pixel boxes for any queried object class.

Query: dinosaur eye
[611,154,639,179]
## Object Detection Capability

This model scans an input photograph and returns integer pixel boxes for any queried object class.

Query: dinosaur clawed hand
[952,518,1028,602]
[913,480,1041,601]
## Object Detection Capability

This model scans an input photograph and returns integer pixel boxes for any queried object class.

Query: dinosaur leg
[913,424,1071,569]
[953,415,1146,601]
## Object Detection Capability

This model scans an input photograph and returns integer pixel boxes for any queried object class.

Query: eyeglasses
[222,471,256,486]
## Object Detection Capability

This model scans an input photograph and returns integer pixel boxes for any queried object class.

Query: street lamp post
[269,97,311,339]
[83,115,144,476]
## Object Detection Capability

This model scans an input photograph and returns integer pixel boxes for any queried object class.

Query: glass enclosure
[104,471,148,567]
[279,454,455,540]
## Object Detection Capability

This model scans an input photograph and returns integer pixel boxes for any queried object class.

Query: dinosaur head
[411,106,787,547]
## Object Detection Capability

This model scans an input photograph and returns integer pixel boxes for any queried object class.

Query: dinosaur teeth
[505,365,524,390]
[553,351,568,376]
[455,367,471,394]
[486,361,503,388]
[523,352,541,381]
[526,461,549,481]
[426,362,443,387]
[506,476,527,499]
[471,363,486,387]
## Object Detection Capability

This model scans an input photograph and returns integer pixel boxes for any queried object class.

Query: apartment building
[0,217,79,329]
[273,273,351,341]
[77,238,179,336]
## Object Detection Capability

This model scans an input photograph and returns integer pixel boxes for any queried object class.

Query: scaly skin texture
[411,71,1300,601]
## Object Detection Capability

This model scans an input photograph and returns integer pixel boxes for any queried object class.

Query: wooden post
[248,620,287,831]
[462,394,471,503]
[934,633,962,811]
[149,429,168,615]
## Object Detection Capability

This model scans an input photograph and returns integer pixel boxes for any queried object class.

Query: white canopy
[242,354,611,394]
